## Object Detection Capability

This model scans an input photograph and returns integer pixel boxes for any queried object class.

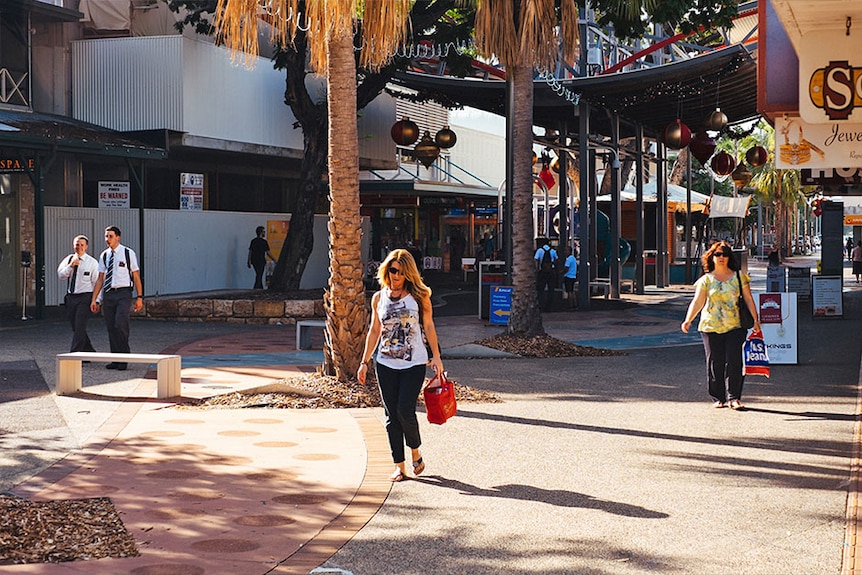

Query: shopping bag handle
[425,371,449,389]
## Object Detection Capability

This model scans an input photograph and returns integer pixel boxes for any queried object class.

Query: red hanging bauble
[710,151,736,176]
[689,132,716,165]
[662,119,692,150]
[390,117,419,146]
[745,145,768,167]
[538,164,556,190]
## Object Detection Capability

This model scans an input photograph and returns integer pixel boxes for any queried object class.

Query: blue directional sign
[489,286,513,325]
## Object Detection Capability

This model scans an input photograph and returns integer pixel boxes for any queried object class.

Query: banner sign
[98,181,130,209]
[775,116,862,169]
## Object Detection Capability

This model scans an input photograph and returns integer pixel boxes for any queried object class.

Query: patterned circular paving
[272,493,329,505]
[254,441,298,448]
[233,514,296,526]
[190,538,261,553]
[130,564,205,575]
[216,430,261,437]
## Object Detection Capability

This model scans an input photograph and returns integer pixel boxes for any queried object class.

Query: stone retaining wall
[142,297,325,324]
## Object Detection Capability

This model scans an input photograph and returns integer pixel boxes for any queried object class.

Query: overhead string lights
[537,70,581,106]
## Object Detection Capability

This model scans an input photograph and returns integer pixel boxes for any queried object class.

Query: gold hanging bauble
[662,119,692,150]
[413,131,440,168]
[434,125,457,149]
[390,117,419,146]
[705,108,728,132]
[745,145,768,167]
[731,162,752,188]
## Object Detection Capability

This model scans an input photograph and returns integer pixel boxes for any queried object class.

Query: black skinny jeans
[376,363,426,464]
[701,328,747,403]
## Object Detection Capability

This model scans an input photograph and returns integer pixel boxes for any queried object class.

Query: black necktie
[69,258,78,295]
[104,250,114,291]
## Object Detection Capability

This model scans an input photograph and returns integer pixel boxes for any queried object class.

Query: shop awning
[0,109,164,159]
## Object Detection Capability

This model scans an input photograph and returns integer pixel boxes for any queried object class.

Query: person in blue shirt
[534,240,558,311]
[562,246,578,310]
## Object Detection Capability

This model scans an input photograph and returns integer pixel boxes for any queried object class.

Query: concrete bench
[56,352,182,399]
[589,281,610,299]
[296,319,326,350]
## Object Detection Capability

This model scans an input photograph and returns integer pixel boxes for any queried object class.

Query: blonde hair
[377,249,431,303]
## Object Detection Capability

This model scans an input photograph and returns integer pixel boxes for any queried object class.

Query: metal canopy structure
[392,43,758,138]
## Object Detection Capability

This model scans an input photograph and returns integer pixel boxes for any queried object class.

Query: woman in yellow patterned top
[681,241,760,410]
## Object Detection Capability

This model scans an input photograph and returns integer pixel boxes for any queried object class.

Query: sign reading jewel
[775,115,862,169]
[799,31,862,123]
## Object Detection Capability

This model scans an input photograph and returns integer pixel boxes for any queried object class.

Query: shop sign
[775,116,862,169]
[98,181,130,209]
[846,214,862,225]
[802,167,862,185]
[0,157,34,172]
[474,206,498,216]
[799,31,862,123]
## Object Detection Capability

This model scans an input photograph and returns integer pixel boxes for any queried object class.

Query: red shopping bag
[743,329,770,377]
[423,371,457,425]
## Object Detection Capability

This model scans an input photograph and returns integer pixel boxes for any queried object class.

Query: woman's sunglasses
[388,266,404,276]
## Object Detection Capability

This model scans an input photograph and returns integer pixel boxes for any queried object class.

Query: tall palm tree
[472,0,580,336]
[214,0,411,381]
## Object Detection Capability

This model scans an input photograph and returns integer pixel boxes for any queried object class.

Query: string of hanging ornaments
[660,90,767,181]
[390,118,457,168]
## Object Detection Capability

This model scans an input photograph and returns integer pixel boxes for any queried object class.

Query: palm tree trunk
[322,25,368,381]
[507,61,544,336]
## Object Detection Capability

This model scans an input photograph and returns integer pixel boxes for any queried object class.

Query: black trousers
[65,292,96,353]
[701,328,747,402]
[252,261,266,289]
[376,363,426,464]
[536,271,557,310]
[102,288,132,358]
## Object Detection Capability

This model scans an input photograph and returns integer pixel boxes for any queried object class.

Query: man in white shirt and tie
[90,226,144,371]
[57,235,99,353]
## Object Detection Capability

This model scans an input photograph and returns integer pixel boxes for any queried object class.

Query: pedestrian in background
[681,241,759,410]
[357,249,443,483]
[534,240,558,311]
[852,240,862,284]
[57,235,99,353]
[247,226,275,289]
[562,246,578,310]
[90,226,144,371]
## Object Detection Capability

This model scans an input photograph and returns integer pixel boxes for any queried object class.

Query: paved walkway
[1,256,861,574]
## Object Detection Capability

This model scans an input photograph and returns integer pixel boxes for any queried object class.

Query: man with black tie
[57,235,99,353]
[90,226,144,371]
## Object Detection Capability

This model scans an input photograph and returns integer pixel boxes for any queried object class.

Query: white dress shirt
[57,253,99,294]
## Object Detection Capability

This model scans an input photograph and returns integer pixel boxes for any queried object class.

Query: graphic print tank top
[375,290,428,370]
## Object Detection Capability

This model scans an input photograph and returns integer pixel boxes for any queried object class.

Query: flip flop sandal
[390,468,404,482]
[412,457,425,476]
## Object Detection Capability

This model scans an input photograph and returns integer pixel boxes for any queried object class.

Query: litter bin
[643,250,657,286]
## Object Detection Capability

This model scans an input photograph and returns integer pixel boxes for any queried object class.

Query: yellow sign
[266,220,290,259]
[845,215,862,226]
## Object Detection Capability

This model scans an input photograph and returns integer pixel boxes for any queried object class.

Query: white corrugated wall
[70,36,396,166]
[44,207,368,306]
